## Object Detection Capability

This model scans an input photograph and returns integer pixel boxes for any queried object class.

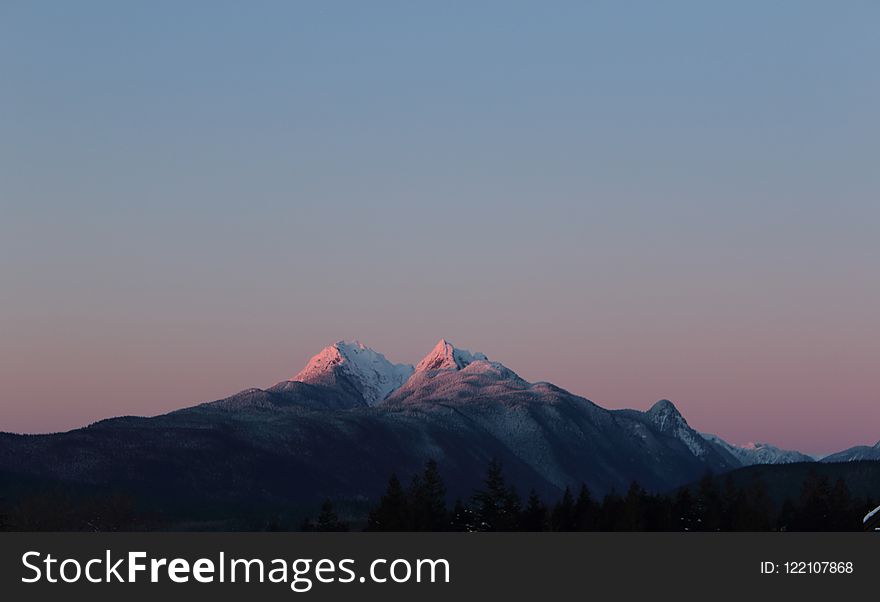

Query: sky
[1,1,877,455]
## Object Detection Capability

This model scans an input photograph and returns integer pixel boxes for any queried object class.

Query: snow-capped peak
[646,399,686,429]
[700,433,813,465]
[291,341,414,406]
[415,339,488,372]
[645,399,709,458]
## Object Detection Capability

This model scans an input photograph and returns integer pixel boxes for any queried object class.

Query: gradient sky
[1,1,878,455]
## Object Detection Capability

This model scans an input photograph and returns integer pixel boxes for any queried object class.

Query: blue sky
[1,1,878,453]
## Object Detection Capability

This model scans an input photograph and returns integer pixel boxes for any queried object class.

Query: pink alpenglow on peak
[291,341,413,406]
[415,339,488,372]
[699,433,814,465]
[288,339,492,406]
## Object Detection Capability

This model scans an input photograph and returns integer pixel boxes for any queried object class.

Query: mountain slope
[614,400,741,470]
[643,400,722,460]
[414,339,487,372]
[822,441,880,463]
[386,342,526,405]
[277,341,413,407]
[700,433,814,465]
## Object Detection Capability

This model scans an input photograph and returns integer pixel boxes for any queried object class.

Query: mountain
[414,339,487,372]
[700,433,814,465]
[0,338,786,529]
[822,440,880,463]
[384,340,522,405]
[643,400,724,460]
[274,340,413,407]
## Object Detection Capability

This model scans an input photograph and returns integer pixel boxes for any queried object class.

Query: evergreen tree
[643,490,674,531]
[409,460,448,531]
[599,490,625,531]
[696,474,723,531]
[472,458,521,531]
[367,474,410,531]
[448,499,473,532]
[743,478,774,531]
[776,499,797,532]
[672,487,698,532]
[796,471,832,531]
[573,485,599,531]
[621,482,647,531]
[521,490,549,531]
[828,478,854,531]
[550,487,575,531]
[720,475,749,531]
[313,500,349,532]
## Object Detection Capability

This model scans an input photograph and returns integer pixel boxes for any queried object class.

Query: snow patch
[701,433,812,465]
[646,400,708,458]
[292,341,413,406]
[415,339,487,372]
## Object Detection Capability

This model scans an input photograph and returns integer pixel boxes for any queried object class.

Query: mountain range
[0,339,874,526]
[821,440,880,463]
[699,433,814,465]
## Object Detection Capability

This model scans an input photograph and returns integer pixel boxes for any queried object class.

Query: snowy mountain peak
[291,341,414,406]
[700,433,813,465]
[645,399,711,459]
[415,339,488,372]
[647,399,684,423]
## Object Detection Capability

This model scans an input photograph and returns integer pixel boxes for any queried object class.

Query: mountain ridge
[700,432,814,465]
[0,338,868,524]
[822,440,880,463]
[285,340,414,406]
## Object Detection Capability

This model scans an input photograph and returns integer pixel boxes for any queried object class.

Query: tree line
[2,459,874,531]
[304,458,877,531]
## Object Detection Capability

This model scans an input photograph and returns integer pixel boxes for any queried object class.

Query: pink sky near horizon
[1,319,876,456]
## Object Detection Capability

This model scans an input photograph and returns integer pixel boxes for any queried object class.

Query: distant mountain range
[821,440,880,463]
[0,339,874,524]
[699,433,814,465]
